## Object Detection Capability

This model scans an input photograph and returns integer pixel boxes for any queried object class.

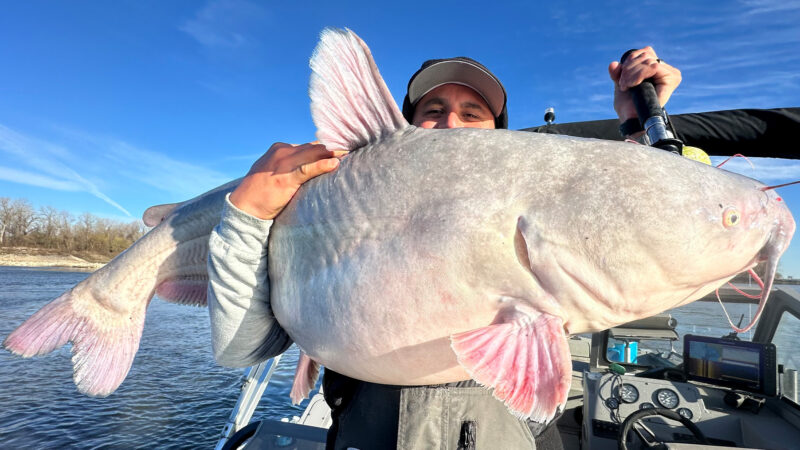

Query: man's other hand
[608,46,682,122]
[230,142,348,220]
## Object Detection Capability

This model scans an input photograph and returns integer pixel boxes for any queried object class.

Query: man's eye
[424,109,444,116]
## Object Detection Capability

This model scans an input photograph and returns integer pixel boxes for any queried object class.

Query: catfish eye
[722,207,740,228]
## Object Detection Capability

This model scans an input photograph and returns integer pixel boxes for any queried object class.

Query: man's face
[411,84,496,129]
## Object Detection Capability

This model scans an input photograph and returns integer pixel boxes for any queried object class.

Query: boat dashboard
[583,370,800,449]
[580,288,800,450]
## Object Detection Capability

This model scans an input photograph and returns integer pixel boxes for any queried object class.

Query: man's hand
[230,142,348,220]
[608,46,682,122]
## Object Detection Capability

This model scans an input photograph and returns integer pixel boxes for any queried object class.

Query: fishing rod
[619,49,684,154]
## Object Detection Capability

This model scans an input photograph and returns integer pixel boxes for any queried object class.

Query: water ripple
[0,268,312,448]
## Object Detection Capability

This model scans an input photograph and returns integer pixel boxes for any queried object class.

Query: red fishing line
[761,180,800,191]
[715,269,765,333]
[716,154,753,169]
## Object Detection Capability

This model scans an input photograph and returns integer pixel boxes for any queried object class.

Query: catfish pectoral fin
[451,311,571,423]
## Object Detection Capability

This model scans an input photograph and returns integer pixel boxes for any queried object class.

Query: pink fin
[309,28,407,151]
[290,351,321,405]
[451,312,572,423]
[155,278,208,306]
[3,291,144,397]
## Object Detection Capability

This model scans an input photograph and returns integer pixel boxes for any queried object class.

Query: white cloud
[682,72,800,97]
[588,94,612,103]
[675,47,800,73]
[740,0,800,15]
[711,157,800,183]
[582,1,799,119]
[0,125,132,216]
[0,123,233,216]
[179,0,268,49]
[0,166,83,191]
[102,140,233,197]
[48,126,234,198]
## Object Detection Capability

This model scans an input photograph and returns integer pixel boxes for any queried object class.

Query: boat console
[582,316,800,449]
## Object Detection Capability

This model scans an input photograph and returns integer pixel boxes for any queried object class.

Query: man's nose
[442,112,462,129]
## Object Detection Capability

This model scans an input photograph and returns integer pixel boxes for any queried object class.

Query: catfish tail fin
[3,289,146,397]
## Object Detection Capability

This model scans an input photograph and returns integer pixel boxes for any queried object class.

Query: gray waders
[324,370,562,449]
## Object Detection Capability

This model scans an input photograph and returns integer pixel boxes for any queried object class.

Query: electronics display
[683,334,777,396]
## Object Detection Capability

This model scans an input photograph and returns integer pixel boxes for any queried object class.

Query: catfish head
[538,150,796,334]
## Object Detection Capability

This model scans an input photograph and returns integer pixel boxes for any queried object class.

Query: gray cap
[402,57,508,129]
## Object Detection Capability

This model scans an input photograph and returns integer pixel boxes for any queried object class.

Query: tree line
[0,197,147,256]
[1,195,791,281]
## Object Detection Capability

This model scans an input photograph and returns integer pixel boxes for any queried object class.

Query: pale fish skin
[3,29,795,424]
[271,127,793,421]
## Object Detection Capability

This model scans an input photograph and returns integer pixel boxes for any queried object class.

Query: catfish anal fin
[290,351,321,405]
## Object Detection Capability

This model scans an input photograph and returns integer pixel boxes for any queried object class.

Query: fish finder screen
[683,334,777,396]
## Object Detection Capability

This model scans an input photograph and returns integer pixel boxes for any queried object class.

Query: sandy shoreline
[0,249,107,271]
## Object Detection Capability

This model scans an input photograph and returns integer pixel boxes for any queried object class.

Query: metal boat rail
[215,355,283,450]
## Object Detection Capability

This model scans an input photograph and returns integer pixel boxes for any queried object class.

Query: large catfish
[4,28,795,423]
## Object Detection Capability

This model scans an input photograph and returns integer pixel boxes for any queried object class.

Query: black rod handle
[620,49,662,128]
[620,49,682,153]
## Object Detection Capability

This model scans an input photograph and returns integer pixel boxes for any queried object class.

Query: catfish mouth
[719,214,796,333]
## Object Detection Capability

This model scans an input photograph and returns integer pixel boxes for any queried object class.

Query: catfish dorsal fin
[309,28,407,151]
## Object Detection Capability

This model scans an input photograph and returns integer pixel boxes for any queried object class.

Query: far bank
[0,247,107,270]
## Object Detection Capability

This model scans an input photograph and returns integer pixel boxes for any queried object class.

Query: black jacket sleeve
[522,107,799,159]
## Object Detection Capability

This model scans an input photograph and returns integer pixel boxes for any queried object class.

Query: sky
[0,1,799,274]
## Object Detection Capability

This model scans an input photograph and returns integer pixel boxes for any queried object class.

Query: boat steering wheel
[617,408,709,449]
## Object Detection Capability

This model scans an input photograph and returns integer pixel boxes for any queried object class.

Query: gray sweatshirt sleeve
[207,193,293,368]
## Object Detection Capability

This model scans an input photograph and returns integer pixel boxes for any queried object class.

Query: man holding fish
[208,46,682,449]
[3,27,792,450]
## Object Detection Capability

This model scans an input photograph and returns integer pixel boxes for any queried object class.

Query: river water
[0,266,797,448]
[0,267,310,449]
